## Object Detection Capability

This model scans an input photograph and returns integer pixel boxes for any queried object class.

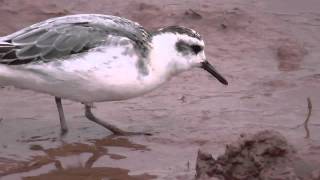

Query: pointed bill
[201,61,228,85]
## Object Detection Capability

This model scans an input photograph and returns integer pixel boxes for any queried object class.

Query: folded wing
[0,14,151,65]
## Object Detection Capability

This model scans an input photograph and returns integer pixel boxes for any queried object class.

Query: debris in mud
[304,97,313,138]
[276,39,307,71]
[179,95,186,103]
[216,8,253,31]
[129,2,162,29]
[195,130,316,180]
[138,2,160,12]
[220,23,227,29]
[29,144,43,151]
[184,9,202,20]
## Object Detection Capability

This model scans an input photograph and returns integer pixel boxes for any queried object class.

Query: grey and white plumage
[0,14,150,62]
[0,14,228,135]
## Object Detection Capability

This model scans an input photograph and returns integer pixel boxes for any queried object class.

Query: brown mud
[0,0,320,179]
[196,130,318,180]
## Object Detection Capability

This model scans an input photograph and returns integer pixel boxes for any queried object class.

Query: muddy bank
[196,130,319,180]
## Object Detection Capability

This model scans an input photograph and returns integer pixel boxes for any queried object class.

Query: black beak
[201,61,228,85]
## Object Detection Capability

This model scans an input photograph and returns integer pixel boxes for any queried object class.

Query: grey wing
[0,14,151,65]
[0,23,108,65]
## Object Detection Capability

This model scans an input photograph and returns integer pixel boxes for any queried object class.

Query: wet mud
[0,0,320,179]
[196,130,318,180]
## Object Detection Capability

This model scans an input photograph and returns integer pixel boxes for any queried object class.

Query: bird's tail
[0,41,12,87]
[0,41,13,85]
[0,41,13,58]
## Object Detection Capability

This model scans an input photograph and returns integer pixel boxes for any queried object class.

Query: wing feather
[0,14,151,65]
[37,31,60,47]
[12,28,47,45]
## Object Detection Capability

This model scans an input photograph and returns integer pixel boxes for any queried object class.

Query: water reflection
[1,136,156,180]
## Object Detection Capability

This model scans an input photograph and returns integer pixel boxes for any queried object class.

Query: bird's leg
[55,97,68,135]
[84,105,151,136]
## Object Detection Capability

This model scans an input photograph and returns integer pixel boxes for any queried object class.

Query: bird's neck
[148,33,184,82]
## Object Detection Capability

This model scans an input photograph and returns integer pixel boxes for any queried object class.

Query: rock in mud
[195,130,314,180]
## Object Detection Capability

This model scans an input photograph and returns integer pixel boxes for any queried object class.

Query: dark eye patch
[176,40,203,55]
[190,44,203,54]
[176,40,190,55]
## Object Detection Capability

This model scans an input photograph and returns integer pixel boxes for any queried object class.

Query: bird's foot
[60,128,68,137]
[84,105,152,136]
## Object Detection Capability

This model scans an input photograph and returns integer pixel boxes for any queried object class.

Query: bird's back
[0,14,151,65]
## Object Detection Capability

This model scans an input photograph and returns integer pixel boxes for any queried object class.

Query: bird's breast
[49,47,162,102]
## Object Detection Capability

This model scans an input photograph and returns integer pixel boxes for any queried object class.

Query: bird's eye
[190,44,203,54]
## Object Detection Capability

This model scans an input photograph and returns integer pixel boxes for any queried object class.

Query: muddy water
[0,0,320,179]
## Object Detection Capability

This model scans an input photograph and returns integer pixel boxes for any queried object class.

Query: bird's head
[151,26,228,85]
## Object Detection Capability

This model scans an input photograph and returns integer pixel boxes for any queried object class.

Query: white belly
[0,63,160,103]
[0,46,164,103]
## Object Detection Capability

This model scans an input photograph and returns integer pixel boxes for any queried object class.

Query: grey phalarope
[0,14,228,136]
